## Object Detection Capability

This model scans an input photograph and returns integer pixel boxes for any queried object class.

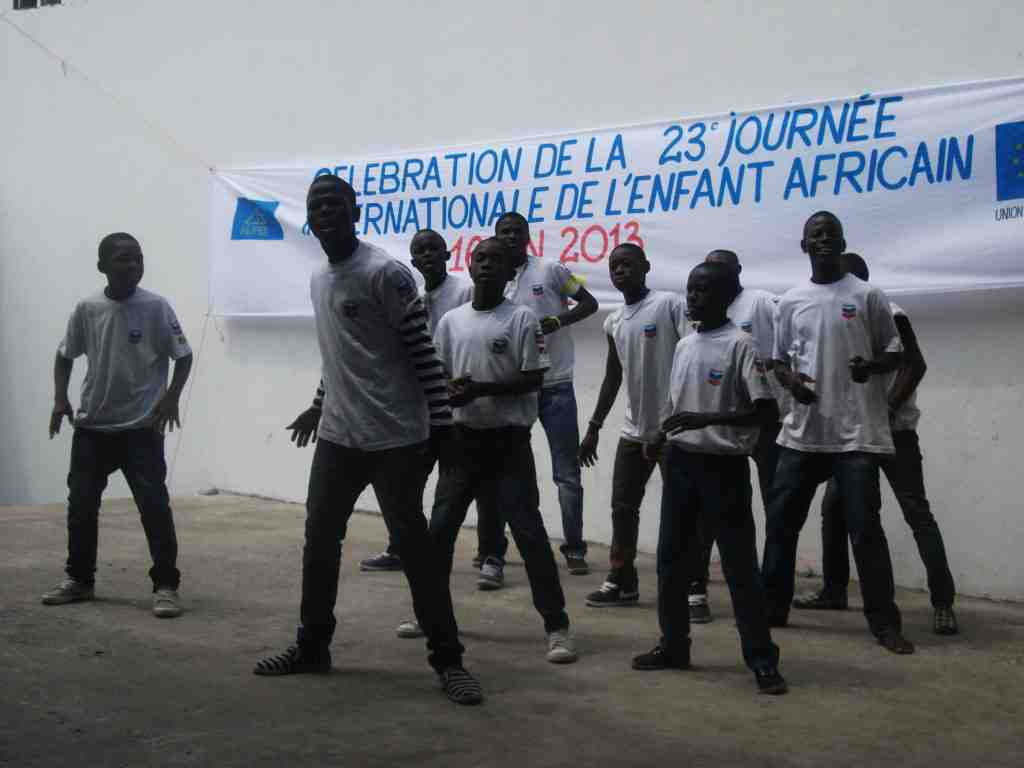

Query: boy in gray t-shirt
[43,233,193,619]
[634,262,786,695]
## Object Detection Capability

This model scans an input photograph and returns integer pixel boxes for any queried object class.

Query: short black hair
[705,249,739,271]
[841,252,869,281]
[611,242,647,260]
[804,210,844,236]
[690,260,733,295]
[98,232,139,265]
[494,211,529,230]
[308,173,357,209]
[472,236,514,258]
[411,228,445,245]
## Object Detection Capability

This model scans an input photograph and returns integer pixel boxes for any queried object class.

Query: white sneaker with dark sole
[585,580,639,607]
[41,577,94,605]
[477,557,504,591]
[396,619,424,638]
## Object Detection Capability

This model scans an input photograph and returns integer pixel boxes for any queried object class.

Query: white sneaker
[152,588,183,618]
[41,577,94,605]
[396,619,423,638]
[546,629,578,664]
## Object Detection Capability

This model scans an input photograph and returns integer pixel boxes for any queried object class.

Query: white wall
[3,0,1022,599]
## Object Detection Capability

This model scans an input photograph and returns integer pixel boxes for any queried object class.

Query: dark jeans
[65,427,180,590]
[300,438,463,672]
[819,430,956,608]
[609,437,664,586]
[658,446,779,671]
[429,425,569,633]
[762,447,902,637]
[383,430,504,561]
[692,422,781,594]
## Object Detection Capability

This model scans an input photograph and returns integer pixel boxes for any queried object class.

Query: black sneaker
[359,551,403,572]
[933,606,959,636]
[439,665,483,705]
[631,644,690,671]
[792,589,848,610]
[253,645,331,676]
[586,579,639,607]
[565,553,590,575]
[754,667,789,695]
[688,593,713,624]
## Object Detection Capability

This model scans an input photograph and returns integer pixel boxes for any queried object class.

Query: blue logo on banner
[231,198,284,240]
[995,121,1024,202]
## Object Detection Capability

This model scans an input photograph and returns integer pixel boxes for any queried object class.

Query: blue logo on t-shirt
[995,121,1024,202]
[531,284,544,296]
[491,337,509,353]
[231,198,284,241]
[707,368,723,386]
[740,321,753,333]
[841,303,857,319]
[643,323,657,338]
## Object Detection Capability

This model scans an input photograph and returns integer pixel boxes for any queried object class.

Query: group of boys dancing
[42,172,958,707]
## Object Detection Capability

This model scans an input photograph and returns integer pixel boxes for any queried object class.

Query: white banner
[211,77,1024,316]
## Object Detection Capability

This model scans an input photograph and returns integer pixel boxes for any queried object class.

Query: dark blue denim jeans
[818,430,956,608]
[658,446,779,671]
[429,425,569,633]
[65,427,179,590]
[300,437,464,672]
[691,422,781,593]
[762,447,902,637]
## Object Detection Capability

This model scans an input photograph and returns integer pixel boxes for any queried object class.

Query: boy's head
[840,252,869,281]
[686,261,733,323]
[801,211,846,272]
[608,243,649,296]
[704,249,742,291]
[468,237,515,289]
[494,212,530,259]
[409,229,449,282]
[306,174,360,245]
[98,232,144,293]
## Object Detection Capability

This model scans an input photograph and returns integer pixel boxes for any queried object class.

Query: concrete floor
[1,494,1022,768]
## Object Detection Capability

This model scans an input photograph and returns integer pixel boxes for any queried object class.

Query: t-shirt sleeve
[434,315,452,372]
[518,310,550,373]
[772,298,792,362]
[670,294,690,339]
[160,300,193,360]
[753,294,776,360]
[737,338,774,405]
[602,311,613,336]
[868,288,903,357]
[550,261,583,298]
[58,303,86,360]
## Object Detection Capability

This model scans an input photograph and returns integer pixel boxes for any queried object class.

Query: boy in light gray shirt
[44,232,193,619]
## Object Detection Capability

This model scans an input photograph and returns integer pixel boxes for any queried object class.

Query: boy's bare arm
[50,353,74,438]
[153,354,194,434]
[579,336,623,467]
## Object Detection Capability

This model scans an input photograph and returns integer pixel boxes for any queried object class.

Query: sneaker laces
[598,580,619,593]
[688,593,708,607]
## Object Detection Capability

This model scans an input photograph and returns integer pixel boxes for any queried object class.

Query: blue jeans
[658,446,779,671]
[762,447,902,637]
[819,430,956,608]
[65,427,180,590]
[539,381,586,555]
[429,426,569,633]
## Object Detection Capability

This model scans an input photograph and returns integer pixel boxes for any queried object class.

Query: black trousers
[65,427,179,590]
[299,437,463,671]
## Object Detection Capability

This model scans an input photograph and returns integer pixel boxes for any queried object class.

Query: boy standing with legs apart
[634,262,786,695]
[254,176,481,706]
[44,233,193,618]
[579,244,688,608]
[494,212,599,577]
[762,212,914,654]
[359,229,474,574]
[687,249,783,624]
[430,237,578,664]
[794,254,958,635]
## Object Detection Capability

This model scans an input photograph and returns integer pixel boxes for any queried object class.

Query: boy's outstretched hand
[49,399,74,438]
[448,376,477,407]
[790,373,817,404]
[287,407,321,447]
[849,356,872,384]
[578,426,600,467]
[662,411,713,434]
[153,394,182,434]
[642,432,666,462]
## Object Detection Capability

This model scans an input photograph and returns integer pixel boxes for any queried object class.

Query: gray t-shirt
[58,287,192,431]
[603,290,689,443]
[434,300,550,429]
[424,272,474,337]
[727,286,790,416]
[888,302,921,432]
[666,321,775,455]
[311,241,431,450]
[773,274,902,454]
[504,256,583,388]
